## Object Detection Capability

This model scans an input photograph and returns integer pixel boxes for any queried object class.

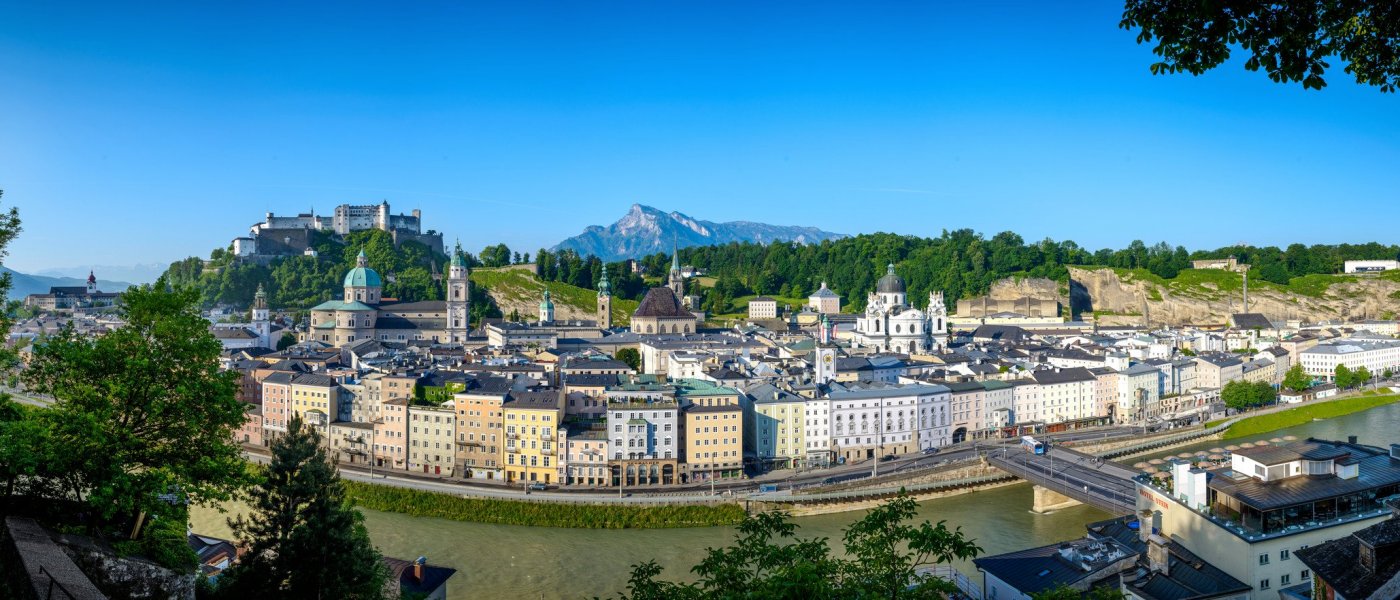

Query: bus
[1021,436,1045,455]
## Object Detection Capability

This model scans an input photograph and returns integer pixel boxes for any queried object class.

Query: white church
[851,264,948,354]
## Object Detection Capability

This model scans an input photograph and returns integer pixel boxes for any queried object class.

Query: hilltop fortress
[231,200,444,261]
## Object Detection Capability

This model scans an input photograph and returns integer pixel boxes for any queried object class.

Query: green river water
[191,402,1400,600]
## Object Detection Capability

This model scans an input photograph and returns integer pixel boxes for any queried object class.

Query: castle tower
[86,270,96,295]
[446,240,470,343]
[597,265,613,329]
[252,283,272,348]
[668,243,684,298]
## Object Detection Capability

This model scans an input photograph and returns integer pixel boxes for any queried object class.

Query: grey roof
[1031,367,1096,385]
[973,324,1031,342]
[1209,439,1400,510]
[1089,517,1252,600]
[291,373,337,387]
[876,264,905,294]
[1230,313,1275,330]
[505,390,560,410]
[378,300,447,312]
[1295,518,1400,600]
[633,287,693,318]
[972,537,1134,596]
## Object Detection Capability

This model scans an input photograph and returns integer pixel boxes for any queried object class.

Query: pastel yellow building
[748,383,806,469]
[288,373,340,430]
[502,390,563,485]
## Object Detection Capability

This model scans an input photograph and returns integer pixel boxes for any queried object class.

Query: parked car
[880,454,898,462]
[527,483,548,491]
[922,447,939,455]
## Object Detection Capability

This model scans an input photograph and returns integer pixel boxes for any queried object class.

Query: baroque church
[303,246,470,347]
[630,250,700,335]
[851,264,948,354]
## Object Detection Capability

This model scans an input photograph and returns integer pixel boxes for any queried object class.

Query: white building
[829,381,946,462]
[1026,368,1098,424]
[1344,259,1399,273]
[851,264,948,354]
[808,281,841,314]
[803,394,833,467]
[1299,337,1400,381]
[747,297,779,319]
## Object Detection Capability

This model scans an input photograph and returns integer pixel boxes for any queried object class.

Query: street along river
[191,402,1400,599]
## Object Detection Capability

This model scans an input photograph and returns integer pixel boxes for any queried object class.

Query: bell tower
[668,244,684,298]
[446,240,470,342]
[252,283,271,348]
[597,265,613,329]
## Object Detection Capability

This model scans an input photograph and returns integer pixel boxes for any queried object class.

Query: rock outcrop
[1067,266,1400,326]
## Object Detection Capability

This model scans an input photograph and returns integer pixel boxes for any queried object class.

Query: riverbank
[343,481,747,529]
[1207,392,1399,439]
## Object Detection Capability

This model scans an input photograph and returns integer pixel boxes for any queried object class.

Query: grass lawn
[1212,393,1400,439]
[470,268,638,324]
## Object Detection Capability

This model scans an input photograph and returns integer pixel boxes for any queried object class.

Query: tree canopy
[614,492,982,599]
[1121,0,1400,92]
[1222,380,1277,410]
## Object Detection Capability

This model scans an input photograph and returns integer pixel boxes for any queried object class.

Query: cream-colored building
[677,379,745,482]
[747,297,779,320]
[808,281,841,314]
[409,401,456,476]
[747,383,806,469]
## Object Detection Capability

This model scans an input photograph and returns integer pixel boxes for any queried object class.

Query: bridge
[985,444,1138,514]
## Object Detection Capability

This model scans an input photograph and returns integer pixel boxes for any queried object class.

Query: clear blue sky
[2,1,1397,272]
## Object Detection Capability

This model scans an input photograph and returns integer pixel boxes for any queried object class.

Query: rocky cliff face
[1067,266,1400,326]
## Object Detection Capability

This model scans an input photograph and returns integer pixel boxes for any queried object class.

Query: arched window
[875,321,880,332]
[646,324,654,333]
[895,324,901,334]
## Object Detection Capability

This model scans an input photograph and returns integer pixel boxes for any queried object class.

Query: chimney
[1349,435,1359,445]
[1137,510,1152,543]
[1147,535,1170,575]
[414,556,426,582]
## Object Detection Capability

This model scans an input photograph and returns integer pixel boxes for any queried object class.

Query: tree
[1120,0,1400,92]
[615,348,641,371]
[1282,364,1312,392]
[215,415,388,599]
[22,282,251,531]
[1356,366,1372,387]
[277,332,298,350]
[1386,369,1394,380]
[1222,380,1275,410]
[1032,584,1126,600]
[617,492,982,599]
[1335,364,1356,389]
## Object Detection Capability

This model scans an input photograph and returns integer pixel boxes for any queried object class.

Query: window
[1301,570,1310,580]
[1259,554,1269,565]
[1280,549,1289,560]
[1259,579,1269,590]
[1280,574,1290,585]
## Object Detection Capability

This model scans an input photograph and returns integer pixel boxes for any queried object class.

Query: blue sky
[2,1,1397,273]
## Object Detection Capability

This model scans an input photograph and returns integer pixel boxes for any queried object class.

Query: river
[191,402,1400,600]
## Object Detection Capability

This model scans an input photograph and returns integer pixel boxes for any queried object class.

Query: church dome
[876,264,905,294]
[343,249,382,288]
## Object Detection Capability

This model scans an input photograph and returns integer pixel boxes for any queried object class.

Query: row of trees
[538,230,1399,314]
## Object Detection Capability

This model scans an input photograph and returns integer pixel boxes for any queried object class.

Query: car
[921,447,939,455]
[527,483,548,491]
[880,454,898,462]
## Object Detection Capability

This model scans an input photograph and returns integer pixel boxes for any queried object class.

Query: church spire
[356,248,368,268]
[451,238,465,268]
[598,264,611,297]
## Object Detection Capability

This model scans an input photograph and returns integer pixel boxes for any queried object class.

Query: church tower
[539,289,555,324]
[597,265,613,329]
[252,283,271,348]
[815,316,836,385]
[86,270,97,295]
[927,290,948,351]
[446,240,470,343]
[668,245,684,298]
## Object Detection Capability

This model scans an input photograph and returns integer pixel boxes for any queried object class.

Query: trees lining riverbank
[1210,393,1399,439]
[344,481,747,529]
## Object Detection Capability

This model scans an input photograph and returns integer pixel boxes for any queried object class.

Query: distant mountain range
[552,204,846,261]
[33,263,167,285]
[1,266,137,301]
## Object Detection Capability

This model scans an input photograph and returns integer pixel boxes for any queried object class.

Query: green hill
[471,267,637,325]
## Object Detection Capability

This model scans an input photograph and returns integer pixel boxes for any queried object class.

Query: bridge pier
[1032,485,1081,513]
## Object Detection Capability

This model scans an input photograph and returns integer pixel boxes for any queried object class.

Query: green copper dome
[344,249,382,288]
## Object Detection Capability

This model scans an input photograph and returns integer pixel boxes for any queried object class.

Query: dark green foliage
[1336,364,1357,389]
[479,243,512,267]
[21,283,251,528]
[615,348,641,371]
[1222,380,1277,410]
[1282,364,1311,392]
[215,415,388,600]
[615,493,982,599]
[162,229,451,309]
[344,481,746,528]
[276,332,298,350]
[1121,0,1400,92]
[538,231,1396,314]
[1032,583,1126,600]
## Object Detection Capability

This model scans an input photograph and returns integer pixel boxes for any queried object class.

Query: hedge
[344,481,747,529]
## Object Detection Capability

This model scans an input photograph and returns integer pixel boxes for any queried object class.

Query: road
[986,445,1138,513]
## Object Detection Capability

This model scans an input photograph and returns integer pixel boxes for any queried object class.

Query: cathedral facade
[304,246,470,347]
[851,264,948,354]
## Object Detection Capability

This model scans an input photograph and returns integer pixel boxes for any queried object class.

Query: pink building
[236,404,264,447]
[260,372,294,437]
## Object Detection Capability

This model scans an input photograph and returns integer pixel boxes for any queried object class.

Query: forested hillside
[535,231,1400,315]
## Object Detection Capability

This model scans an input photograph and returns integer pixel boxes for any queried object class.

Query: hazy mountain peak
[552,205,845,261]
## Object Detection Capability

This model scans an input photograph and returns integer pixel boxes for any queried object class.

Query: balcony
[542,448,555,455]
[505,446,519,454]
[505,431,519,439]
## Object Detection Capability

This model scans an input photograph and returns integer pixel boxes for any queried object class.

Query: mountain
[33,263,168,285]
[552,204,847,261]
[1,266,138,301]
